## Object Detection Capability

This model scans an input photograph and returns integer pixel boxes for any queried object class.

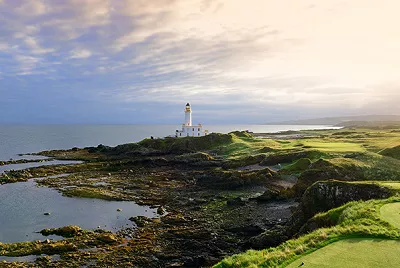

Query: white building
[175,103,208,137]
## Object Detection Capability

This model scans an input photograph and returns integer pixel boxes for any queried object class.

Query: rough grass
[281,158,312,173]
[62,187,123,201]
[286,238,400,268]
[379,145,400,160]
[214,197,400,268]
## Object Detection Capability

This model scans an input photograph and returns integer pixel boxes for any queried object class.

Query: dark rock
[227,197,247,206]
[224,224,264,236]
[161,214,188,225]
[97,233,118,244]
[157,206,166,215]
[292,180,393,231]
[247,228,288,249]
[129,216,152,227]
[292,158,365,197]
[196,168,276,190]
[255,189,280,202]
[40,225,82,237]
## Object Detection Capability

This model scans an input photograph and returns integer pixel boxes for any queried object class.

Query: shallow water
[0,160,82,174]
[0,179,156,243]
[0,254,60,263]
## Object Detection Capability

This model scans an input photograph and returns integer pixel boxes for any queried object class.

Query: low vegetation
[1,125,399,267]
[216,197,400,267]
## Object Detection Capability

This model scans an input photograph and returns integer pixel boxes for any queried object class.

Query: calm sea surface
[0,179,156,243]
[0,124,336,161]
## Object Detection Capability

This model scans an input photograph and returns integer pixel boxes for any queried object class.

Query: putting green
[380,202,400,229]
[286,238,400,268]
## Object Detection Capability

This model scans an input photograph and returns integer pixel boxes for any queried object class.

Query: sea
[0,124,336,161]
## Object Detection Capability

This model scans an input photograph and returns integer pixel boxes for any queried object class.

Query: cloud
[68,49,92,59]
[0,0,400,123]
[0,42,8,50]
[13,54,42,75]
[12,0,48,16]
[23,36,55,54]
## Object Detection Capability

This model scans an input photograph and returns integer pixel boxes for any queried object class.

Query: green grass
[377,182,400,190]
[286,238,400,268]
[214,197,400,268]
[379,145,400,160]
[281,158,312,173]
[300,141,365,153]
[380,202,400,229]
[211,129,400,267]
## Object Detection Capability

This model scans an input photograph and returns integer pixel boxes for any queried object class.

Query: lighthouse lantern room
[175,103,208,137]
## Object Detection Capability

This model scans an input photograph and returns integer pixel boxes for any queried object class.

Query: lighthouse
[175,103,208,137]
[184,103,192,126]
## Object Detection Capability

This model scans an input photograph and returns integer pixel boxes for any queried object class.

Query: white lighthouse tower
[184,103,192,126]
[175,103,208,137]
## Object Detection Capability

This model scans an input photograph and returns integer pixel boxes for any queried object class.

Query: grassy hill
[267,115,400,126]
[213,127,400,267]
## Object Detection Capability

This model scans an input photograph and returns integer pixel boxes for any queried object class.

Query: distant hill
[267,115,400,126]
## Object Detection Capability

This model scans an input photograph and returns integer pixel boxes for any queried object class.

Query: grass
[380,202,400,229]
[214,197,400,268]
[300,141,365,153]
[286,238,400,268]
[13,128,400,266]
[379,145,400,160]
[62,187,123,201]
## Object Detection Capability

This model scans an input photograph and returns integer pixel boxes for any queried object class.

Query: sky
[0,0,399,124]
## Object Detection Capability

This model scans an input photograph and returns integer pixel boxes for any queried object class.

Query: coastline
[0,126,399,267]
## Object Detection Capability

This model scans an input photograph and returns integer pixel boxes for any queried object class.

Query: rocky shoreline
[1,129,399,267]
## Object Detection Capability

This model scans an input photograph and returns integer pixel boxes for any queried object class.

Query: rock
[157,206,166,215]
[255,189,280,202]
[40,225,82,238]
[224,224,264,236]
[97,233,118,244]
[292,180,393,232]
[247,228,287,249]
[227,197,247,206]
[129,216,152,227]
[196,168,276,190]
[161,214,188,225]
[35,256,52,263]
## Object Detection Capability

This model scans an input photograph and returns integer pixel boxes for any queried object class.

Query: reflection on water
[0,254,60,262]
[0,179,156,243]
[0,160,82,174]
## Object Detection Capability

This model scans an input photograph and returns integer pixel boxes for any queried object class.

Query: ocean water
[0,124,335,161]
